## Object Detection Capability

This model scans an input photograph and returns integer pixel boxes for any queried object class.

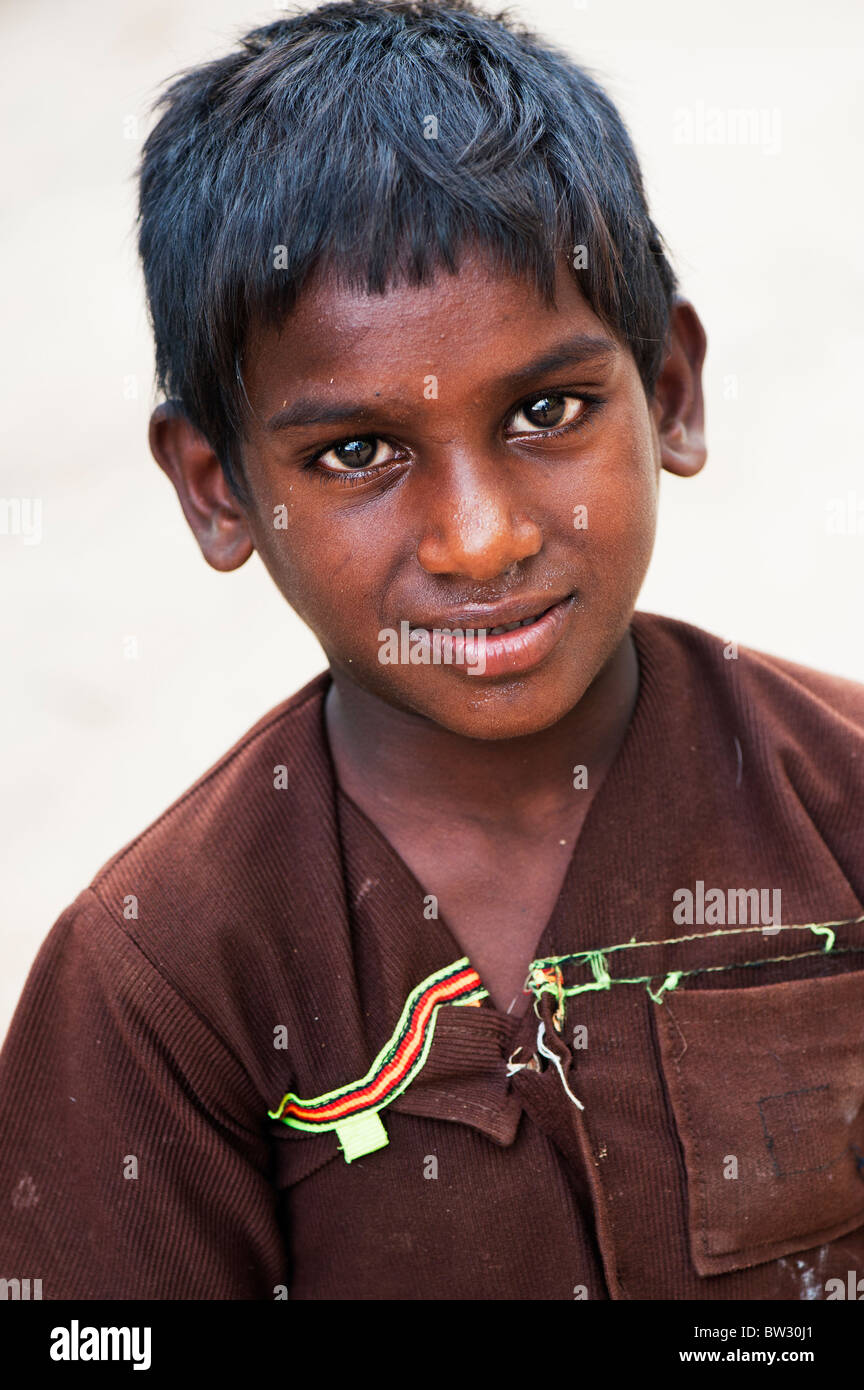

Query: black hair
[137,0,677,502]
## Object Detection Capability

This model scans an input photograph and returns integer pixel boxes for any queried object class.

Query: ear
[148,403,254,572]
[651,299,707,478]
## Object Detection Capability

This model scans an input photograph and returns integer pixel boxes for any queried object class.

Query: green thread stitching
[523,917,864,1007]
[645,970,683,1004]
[587,951,612,990]
[809,923,836,952]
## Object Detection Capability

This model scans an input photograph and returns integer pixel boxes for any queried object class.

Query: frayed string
[809,923,836,952]
[536,1019,584,1110]
[527,963,567,1030]
[646,970,682,1005]
[505,1046,530,1078]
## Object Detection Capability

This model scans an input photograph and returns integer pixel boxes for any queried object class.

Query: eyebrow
[506,332,618,384]
[264,332,618,433]
[265,398,376,432]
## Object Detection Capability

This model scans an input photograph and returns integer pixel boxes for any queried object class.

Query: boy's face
[153,248,705,740]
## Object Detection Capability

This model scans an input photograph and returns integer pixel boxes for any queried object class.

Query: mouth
[405,594,577,678]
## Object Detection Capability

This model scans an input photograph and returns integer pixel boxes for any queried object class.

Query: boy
[2,0,863,1300]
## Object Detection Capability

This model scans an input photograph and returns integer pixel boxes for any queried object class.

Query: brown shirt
[2,610,864,1299]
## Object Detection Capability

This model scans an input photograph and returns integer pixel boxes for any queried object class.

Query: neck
[324,629,639,833]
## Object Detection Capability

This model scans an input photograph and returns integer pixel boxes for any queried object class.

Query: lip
[410,593,572,631]
[408,594,576,679]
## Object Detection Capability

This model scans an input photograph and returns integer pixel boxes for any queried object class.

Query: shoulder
[631,611,864,860]
[632,609,864,734]
[92,670,331,894]
[631,607,864,910]
[78,670,340,1032]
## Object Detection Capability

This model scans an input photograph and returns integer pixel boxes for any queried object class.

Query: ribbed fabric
[1,611,864,1299]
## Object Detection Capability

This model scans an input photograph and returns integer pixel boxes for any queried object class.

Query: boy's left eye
[506,393,586,433]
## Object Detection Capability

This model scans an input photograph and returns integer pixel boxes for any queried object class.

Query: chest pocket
[654,967,864,1277]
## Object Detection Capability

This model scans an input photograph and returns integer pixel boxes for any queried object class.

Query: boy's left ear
[651,299,707,478]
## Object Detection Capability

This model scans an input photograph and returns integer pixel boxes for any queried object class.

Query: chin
[406,676,592,741]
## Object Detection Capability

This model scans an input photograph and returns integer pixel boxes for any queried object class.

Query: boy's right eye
[314,436,397,472]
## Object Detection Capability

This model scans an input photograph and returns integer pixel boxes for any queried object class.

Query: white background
[1,0,862,1040]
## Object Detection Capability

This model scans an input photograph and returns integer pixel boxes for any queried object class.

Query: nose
[416,462,542,580]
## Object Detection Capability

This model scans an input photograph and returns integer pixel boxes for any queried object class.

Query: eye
[507,394,587,433]
[316,436,396,472]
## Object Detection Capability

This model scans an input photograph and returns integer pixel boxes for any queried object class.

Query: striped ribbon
[269,958,486,1161]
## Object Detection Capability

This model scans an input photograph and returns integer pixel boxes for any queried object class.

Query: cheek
[562,411,659,580]
[264,522,356,621]
[249,476,387,636]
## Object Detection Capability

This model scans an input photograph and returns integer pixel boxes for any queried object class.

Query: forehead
[244,248,620,406]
